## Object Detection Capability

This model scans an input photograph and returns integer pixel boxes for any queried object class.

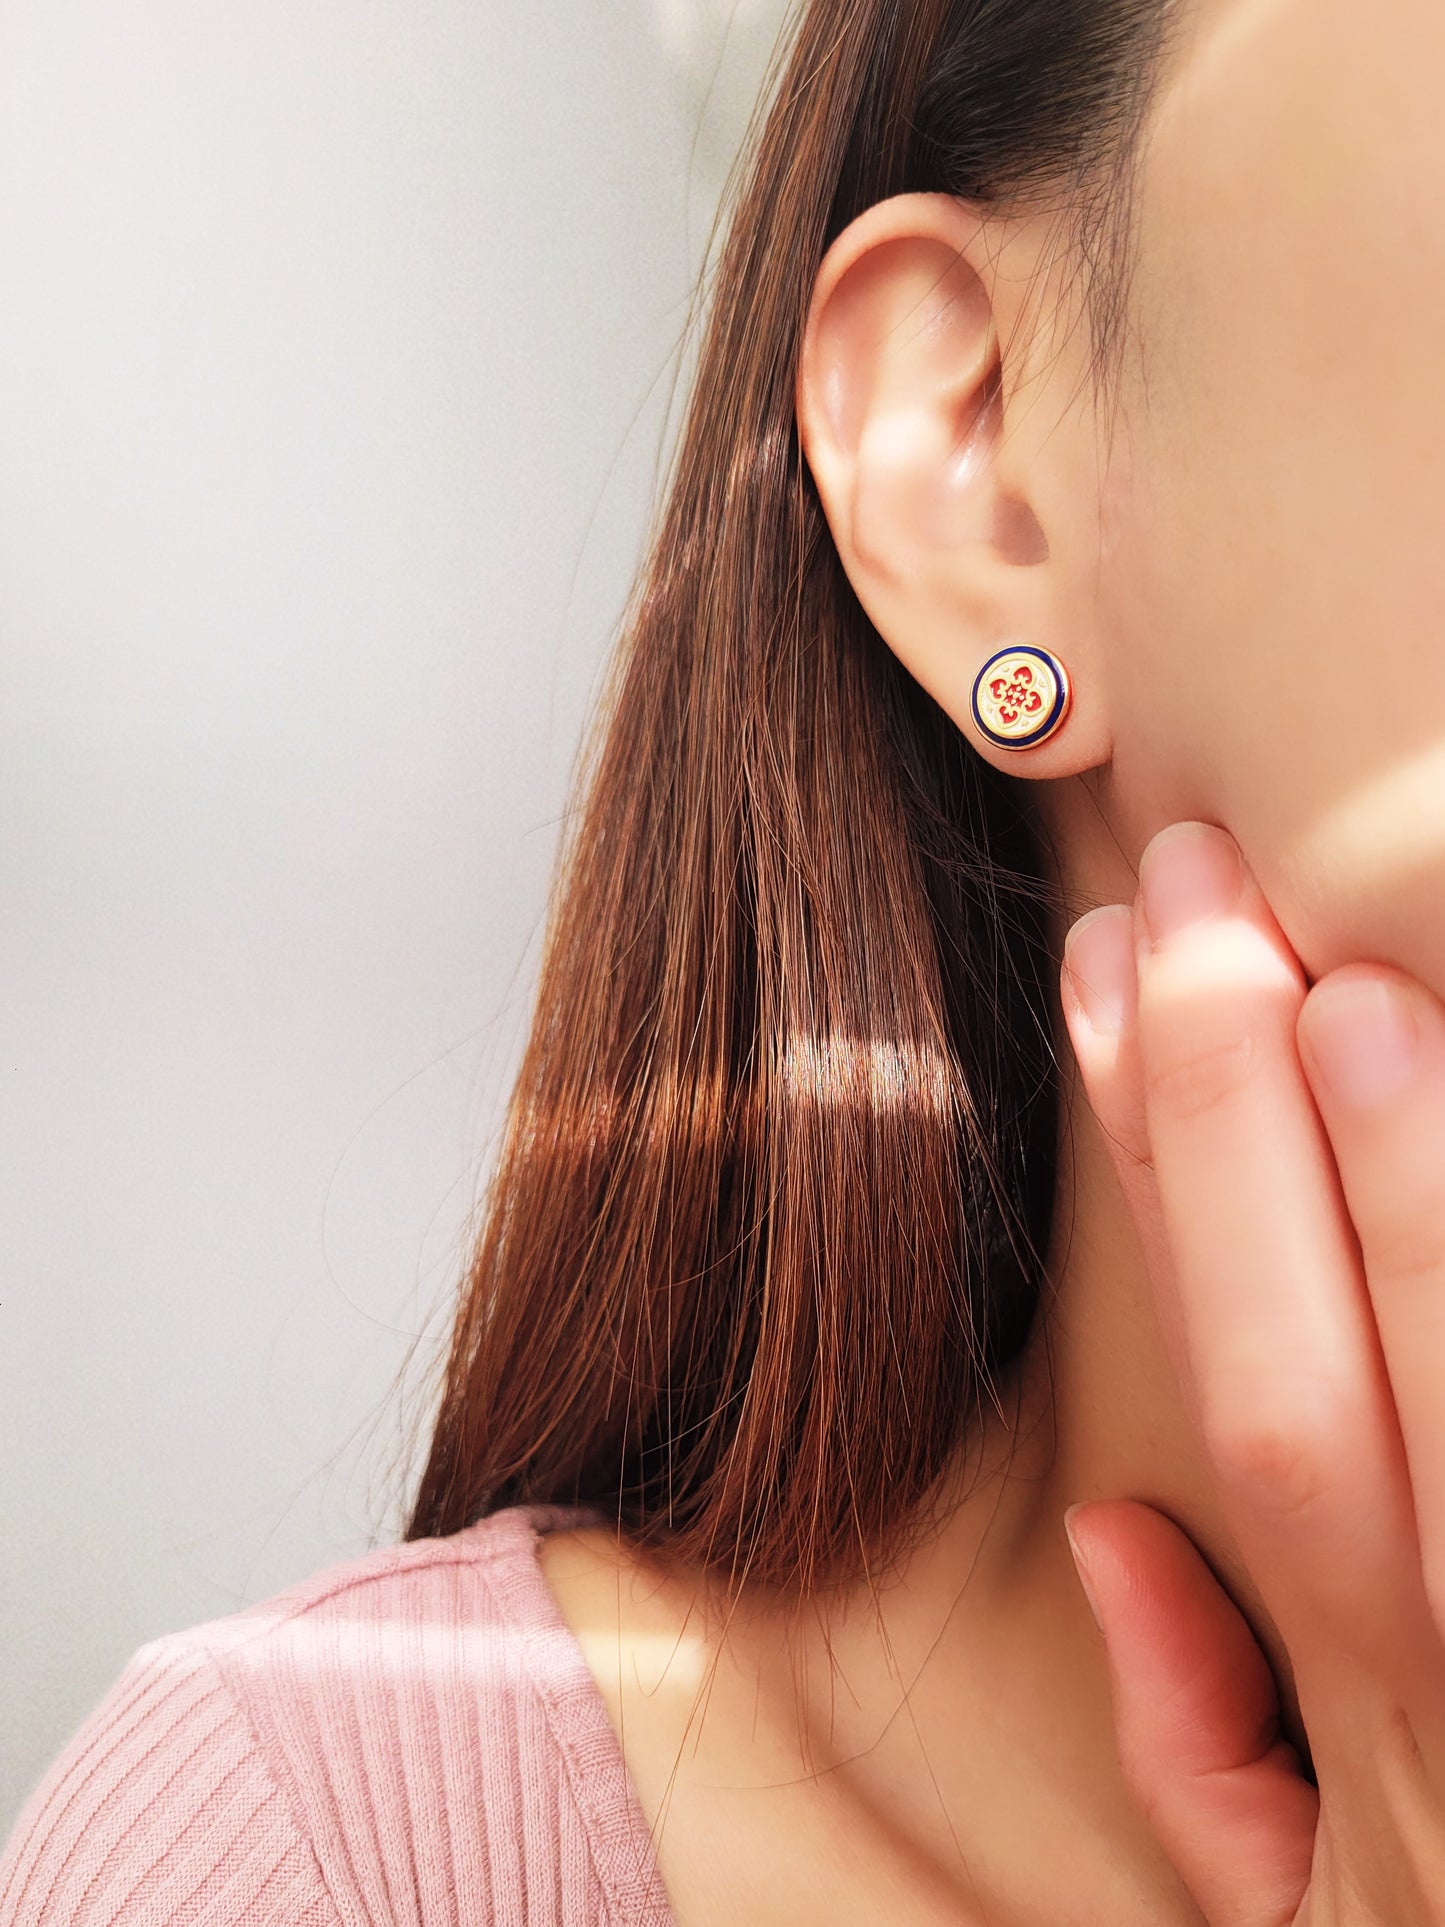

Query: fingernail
[1063,905,1137,1036]
[1304,976,1425,1109]
[1139,823,1244,947]
[1064,1504,1104,1634]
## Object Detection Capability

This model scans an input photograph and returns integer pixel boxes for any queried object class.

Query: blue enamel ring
[970,646,1072,752]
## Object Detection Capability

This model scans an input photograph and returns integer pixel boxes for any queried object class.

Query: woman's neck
[717,770,1308,1902]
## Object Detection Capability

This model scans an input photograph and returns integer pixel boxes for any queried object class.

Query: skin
[539,0,1445,1919]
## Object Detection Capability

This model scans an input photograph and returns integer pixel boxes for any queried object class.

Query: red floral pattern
[987,663,1045,728]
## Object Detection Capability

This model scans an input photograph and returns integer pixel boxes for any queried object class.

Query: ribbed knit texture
[0,1505,677,1925]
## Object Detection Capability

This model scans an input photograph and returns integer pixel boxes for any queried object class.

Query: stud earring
[970,645,1073,752]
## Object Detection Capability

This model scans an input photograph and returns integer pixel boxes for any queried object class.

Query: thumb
[1065,1499,1319,1927]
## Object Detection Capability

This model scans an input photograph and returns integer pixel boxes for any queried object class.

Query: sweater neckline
[465,1502,678,1927]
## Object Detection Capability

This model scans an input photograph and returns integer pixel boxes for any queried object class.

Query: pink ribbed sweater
[0,1504,678,1925]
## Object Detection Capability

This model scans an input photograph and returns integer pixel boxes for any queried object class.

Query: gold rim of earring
[970,646,1072,752]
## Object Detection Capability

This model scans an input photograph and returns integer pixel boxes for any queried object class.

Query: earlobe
[795,192,1110,777]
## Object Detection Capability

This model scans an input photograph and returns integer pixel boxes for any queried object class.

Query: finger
[1134,822,1419,1666]
[1066,1499,1318,1927]
[1061,903,1147,1177]
[1061,904,1196,1396]
[1299,966,1445,1644]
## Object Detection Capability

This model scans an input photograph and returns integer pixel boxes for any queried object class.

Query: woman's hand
[1059,820,1445,1927]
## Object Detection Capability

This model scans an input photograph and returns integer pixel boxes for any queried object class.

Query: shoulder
[0,1505,673,1926]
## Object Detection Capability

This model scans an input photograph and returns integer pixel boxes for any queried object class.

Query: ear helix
[969,645,1073,752]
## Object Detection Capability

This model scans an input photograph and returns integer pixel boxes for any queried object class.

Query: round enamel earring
[970,644,1073,752]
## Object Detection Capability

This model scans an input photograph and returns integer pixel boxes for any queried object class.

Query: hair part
[404,0,1180,1595]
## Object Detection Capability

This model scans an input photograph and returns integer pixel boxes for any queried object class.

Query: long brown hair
[405,0,1178,1593]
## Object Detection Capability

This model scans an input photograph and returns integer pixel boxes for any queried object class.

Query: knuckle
[1144,1029,1260,1125]
[1366,1221,1445,1292]
[1200,1381,1347,1519]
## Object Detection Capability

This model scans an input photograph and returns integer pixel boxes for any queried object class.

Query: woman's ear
[795,191,1112,778]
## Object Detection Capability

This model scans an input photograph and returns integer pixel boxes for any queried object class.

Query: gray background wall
[1,0,793,1830]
